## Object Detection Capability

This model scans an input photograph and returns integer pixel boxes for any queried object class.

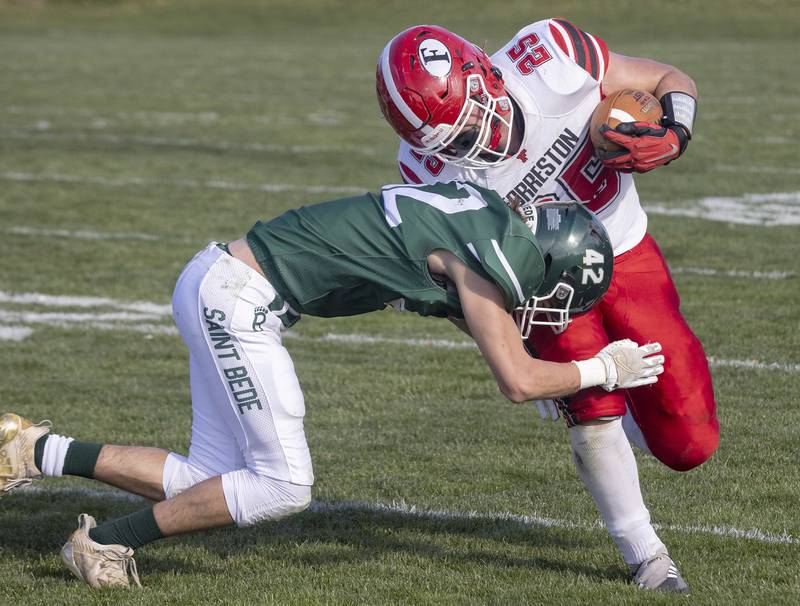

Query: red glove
[598,121,689,173]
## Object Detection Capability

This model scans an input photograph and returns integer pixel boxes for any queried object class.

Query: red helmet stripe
[379,40,430,133]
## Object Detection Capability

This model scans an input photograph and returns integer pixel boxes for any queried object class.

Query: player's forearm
[653,68,697,101]
[499,358,582,402]
[500,355,617,402]
[605,53,697,100]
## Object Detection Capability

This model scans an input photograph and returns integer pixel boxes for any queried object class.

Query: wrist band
[660,91,697,138]
[573,358,607,390]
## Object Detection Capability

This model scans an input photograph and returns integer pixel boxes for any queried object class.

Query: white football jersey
[396,19,647,256]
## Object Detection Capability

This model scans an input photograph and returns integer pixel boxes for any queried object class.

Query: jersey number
[506,34,552,75]
[558,138,621,213]
[409,149,445,177]
[382,182,488,228]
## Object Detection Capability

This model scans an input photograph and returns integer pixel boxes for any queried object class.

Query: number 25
[506,33,552,75]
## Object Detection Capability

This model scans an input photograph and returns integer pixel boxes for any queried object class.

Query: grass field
[1,0,799,604]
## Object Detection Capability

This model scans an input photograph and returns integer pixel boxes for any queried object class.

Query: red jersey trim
[549,19,608,81]
[398,161,423,184]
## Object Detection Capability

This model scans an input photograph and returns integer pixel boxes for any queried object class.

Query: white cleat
[631,549,691,594]
[0,412,51,494]
[61,514,142,589]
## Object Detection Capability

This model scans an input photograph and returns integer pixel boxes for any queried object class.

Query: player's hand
[533,399,559,422]
[598,122,688,173]
[594,339,665,391]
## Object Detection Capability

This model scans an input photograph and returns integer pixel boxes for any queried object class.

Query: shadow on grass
[0,483,625,585]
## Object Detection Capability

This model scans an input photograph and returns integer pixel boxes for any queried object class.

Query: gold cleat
[0,413,51,495]
[61,514,142,589]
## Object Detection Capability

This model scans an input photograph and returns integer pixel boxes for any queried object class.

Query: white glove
[594,339,665,391]
[533,399,559,422]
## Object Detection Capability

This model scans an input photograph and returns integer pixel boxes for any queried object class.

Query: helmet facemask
[421,74,514,169]
[515,281,575,339]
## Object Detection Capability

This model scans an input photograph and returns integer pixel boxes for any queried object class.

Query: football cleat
[631,549,691,594]
[61,513,142,589]
[0,412,51,495]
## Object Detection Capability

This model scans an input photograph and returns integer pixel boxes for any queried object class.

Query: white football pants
[167,243,313,526]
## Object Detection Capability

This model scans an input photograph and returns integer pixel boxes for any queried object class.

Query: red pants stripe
[529,234,719,471]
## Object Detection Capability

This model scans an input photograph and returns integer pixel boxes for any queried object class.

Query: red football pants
[529,233,719,471]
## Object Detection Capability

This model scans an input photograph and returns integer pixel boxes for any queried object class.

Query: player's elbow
[499,380,529,403]
[497,370,543,403]
[498,362,567,403]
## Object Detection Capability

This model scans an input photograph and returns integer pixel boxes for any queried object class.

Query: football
[589,89,664,152]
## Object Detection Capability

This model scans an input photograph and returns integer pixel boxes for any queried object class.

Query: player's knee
[569,417,623,463]
[162,452,214,499]
[655,423,719,472]
[225,469,312,527]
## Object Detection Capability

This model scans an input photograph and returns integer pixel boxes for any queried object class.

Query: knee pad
[570,417,624,458]
[222,469,311,527]
[162,452,214,499]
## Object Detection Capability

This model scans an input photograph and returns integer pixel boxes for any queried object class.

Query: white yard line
[0,290,172,315]
[1,128,378,156]
[0,326,34,341]
[4,105,222,123]
[1,225,164,242]
[671,267,794,280]
[644,191,800,226]
[0,171,366,195]
[16,486,799,546]
[3,105,376,127]
[308,332,478,350]
[706,357,800,373]
[713,165,800,176]
[1,291,798,372]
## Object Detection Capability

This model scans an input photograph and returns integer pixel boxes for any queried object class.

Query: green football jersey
[246,181,545,319]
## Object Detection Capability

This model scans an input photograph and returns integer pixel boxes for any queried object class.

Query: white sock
[621,407,652,455]
[570,418,665,565]
[40,434,74,477]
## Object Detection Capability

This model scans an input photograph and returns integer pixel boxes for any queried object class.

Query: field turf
[1,1,798,604]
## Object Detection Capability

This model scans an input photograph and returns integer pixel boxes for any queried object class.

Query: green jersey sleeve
[467,235,541,312]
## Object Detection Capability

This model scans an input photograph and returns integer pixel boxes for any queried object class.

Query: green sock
[88,506,165,550]
[62,441,104,478]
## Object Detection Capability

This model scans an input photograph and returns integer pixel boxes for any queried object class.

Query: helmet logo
[546,208,562,231]
[418,39,452,78]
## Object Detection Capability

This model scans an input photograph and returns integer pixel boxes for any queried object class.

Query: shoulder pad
[492,19,608,84]
[547,19,609,81]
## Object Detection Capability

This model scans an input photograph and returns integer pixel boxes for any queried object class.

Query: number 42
[581,249,605,285]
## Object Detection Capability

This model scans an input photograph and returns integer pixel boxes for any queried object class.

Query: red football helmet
[376,25,514,168]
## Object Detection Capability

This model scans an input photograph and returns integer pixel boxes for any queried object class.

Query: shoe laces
[97,548,142,588]
[634,551,672,586]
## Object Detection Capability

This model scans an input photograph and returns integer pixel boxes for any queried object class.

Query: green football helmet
[515,201,613,337]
